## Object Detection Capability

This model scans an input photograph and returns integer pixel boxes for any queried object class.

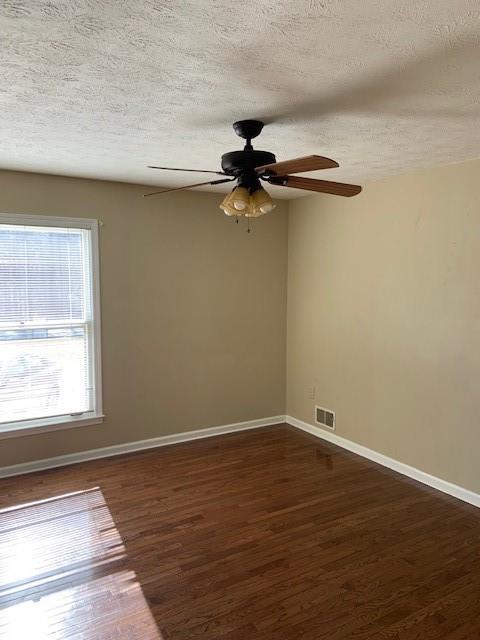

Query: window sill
[0,414,104,439]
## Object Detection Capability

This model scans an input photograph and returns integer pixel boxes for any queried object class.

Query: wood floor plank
[1,424,480,639]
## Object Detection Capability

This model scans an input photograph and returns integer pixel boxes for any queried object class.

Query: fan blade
[143,178,234,197]
[257,155,339,176]
[148,165,225,175]
[268,176,362,197]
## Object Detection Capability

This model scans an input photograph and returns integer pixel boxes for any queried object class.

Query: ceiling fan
[144,120,362,217]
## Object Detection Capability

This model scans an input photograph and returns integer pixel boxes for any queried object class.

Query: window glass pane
[0,221,97,427]
[0,328,91,423]
[0,226,86,324]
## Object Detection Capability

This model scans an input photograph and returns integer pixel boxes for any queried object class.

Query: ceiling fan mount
[232,119,265,141]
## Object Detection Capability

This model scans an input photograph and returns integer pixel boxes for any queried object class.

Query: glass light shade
[244,203,260,218]
[250,187,276,216]
[231,186,250,211]
[219,190,241,216]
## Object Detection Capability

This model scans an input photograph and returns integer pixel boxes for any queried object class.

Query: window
[0,214,102,436]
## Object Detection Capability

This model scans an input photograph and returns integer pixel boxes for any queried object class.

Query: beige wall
[3,158,480,493]
[287,158,480,493]
[0,170,288,466]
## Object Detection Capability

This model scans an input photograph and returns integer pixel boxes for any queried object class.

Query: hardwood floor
[1,424,480,639]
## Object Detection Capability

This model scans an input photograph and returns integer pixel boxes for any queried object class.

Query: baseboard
[0,415,286,479]
[286,415,480,509]
[6,414,477,510]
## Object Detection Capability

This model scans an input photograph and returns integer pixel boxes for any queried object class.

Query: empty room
[1,1,480,638]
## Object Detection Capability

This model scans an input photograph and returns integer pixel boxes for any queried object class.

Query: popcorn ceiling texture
[1,0,480,197]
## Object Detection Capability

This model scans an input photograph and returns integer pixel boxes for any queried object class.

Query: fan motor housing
[221,150,276,176]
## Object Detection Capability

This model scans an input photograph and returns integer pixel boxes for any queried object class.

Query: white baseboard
[286,415,480,509]
[0,415,286,479]
[4,413,478,510]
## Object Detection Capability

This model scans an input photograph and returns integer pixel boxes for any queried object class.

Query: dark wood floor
[1,424,480,639]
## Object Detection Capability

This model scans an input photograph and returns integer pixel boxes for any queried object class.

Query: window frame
[0,213,103,439]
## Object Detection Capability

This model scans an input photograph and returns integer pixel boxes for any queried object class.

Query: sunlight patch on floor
[0,488,163,639]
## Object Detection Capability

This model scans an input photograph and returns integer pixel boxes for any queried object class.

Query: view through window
[0,216,101,430]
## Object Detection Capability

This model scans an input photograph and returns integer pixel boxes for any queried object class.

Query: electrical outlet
[308,386,316,400]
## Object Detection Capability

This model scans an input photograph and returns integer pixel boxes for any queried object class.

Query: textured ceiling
[1,1,480,198]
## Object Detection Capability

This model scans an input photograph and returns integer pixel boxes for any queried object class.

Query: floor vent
[315,405,335,431]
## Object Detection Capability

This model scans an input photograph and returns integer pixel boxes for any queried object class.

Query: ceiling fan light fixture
[259,201,275,214]
[219,190,241,216]
[243,206,259,218]
[250,187,276,216]
[231,186,250,211]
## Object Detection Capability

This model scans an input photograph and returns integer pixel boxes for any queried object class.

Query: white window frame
[0,213,103,439]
